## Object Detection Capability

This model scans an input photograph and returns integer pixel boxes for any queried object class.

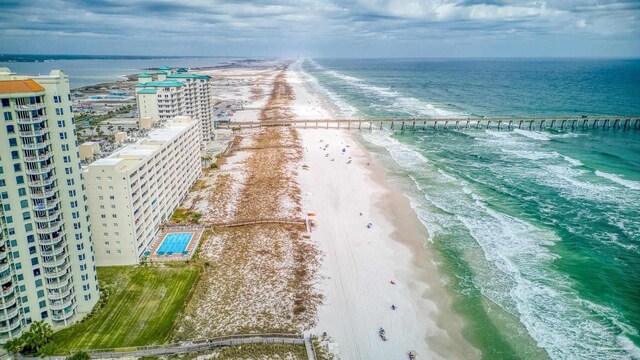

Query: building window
[18,188,26,196]
[16,175,24,184]
[31,258,38,266]
[106,250,111,255]
[57,120,65,127]
[20,199,28,208]
[11,150,19,159]
[22,211,30,220]
[1,99,9,107]
[33,268,40,276]
[29,246,36,254]
[59,132,67,140]
[4,112,12,121]
[9,138,17,147]
[5,125,14,134]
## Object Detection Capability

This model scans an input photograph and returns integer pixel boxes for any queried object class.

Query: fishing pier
[216,116,640,131]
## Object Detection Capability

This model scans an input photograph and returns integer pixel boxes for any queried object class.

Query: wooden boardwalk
[216,116,640,131]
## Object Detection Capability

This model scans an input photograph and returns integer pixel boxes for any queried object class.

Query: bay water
[300,58,640,359]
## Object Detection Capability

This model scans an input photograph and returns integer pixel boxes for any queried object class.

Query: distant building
[0,68,99,341]
[84,116,202,266]
[135,67,214,141]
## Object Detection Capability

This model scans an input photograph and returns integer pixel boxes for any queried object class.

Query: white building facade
[84,116,202,266]
[0,68,99,341]
[135,67,214,141]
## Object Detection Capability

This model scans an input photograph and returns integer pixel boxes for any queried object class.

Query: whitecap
[595,170,640,190]
[513,129,551,141]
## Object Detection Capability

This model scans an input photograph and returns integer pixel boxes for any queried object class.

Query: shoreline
[289,64,479,359]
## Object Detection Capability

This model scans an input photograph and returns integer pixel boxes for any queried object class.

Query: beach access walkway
[52,334,318,359]
[216,115,640,131]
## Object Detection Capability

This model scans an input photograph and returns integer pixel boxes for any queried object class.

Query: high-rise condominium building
[136,67,214,140]
[84,116,202,266]
[0,68,99,342]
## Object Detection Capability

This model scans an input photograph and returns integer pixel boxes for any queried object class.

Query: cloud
[0,0,638,57]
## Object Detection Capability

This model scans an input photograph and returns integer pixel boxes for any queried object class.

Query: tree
[3,337,24,354]
[22,320,53,353]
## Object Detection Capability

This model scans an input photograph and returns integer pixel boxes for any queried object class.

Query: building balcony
[33,199,59,212]
[0,283,14,297]
[23,151,53,163]
[48,284,73,301]
[0,272,12,285]
[0,318,21,333]
[40,242,66,257]
[28,174,57,187]
[37,230,66,246]
[44,261,71,279]
[25,164,54,176]
[51,304,76,322]
[0,306,19,322]
[21,139,51,150]
[18,128,48,138]
[42,254,68,268]
[0,262,9,274]
[49,297,74,311]
[0,294,17,309]
[15,103,45,111]
[16,114,48,125]
[45,273,72,290]
[30,188,57,200]
[34,208,62,223]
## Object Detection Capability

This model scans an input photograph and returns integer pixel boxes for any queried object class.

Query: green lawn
[44,264,199,355]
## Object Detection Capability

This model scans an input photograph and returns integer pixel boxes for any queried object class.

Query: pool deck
[148,227,204,262]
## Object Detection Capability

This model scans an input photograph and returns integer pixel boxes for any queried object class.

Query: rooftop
[158,66,172,70]
[0,79,45,94]
[138,73,153,77]
[167,73,211,80]
[137,88,158,94]
[87,116,197,172]
[135,80,184,88]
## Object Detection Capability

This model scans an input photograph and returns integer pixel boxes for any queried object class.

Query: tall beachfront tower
[135,67,214,141]
[0,68,99,341]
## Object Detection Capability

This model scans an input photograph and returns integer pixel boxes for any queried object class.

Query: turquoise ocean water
[300,58,640,359]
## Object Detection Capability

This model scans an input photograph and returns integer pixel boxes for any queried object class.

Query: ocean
[300,58,640,359]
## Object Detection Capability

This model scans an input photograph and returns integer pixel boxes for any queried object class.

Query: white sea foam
[323,67,465,118]
[595,170,640,190]
[501,149,559,161]
[360,129,638,359]
[513,129,551,141]
[562,155,583,166]
[298,61,358,119]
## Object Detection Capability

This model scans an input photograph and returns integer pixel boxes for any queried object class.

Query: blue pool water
[156,232,193,255]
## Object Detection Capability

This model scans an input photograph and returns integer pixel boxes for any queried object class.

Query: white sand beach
[290,67,478,359]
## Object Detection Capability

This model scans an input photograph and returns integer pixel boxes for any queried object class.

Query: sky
[0,0,638,58]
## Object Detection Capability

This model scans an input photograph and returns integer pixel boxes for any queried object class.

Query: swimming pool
[156,232,193,255]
